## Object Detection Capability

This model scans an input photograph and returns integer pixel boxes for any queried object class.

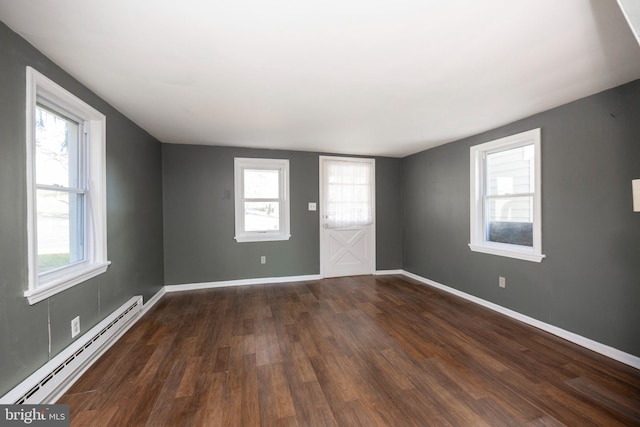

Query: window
[469,128,544,262]
[234,158,290,242]
[322,158,374,228]
[25,67,109,304]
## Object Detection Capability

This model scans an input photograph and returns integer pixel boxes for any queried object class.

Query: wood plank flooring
[59,275,640,426]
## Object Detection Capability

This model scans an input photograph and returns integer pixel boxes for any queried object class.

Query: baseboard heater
[1,295,143,405]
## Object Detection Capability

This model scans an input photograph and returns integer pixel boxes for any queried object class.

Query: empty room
[1,1,639,425]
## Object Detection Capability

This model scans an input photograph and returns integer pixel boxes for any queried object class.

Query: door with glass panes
[320,157,375,278]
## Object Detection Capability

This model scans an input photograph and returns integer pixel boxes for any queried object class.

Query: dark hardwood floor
[60,275,640,426]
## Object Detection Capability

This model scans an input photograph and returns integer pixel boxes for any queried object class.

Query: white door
[320,156,375,278]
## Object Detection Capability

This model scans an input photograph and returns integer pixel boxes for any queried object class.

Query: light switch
[308,202,317,211]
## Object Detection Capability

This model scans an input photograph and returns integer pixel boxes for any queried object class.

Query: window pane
[37,189,84,273]
[35,105,81,188]
[244,201,280,231]
[486,144,534,196]
[486,196,533,246]
[323,160,373,228]
[244,169,279,199]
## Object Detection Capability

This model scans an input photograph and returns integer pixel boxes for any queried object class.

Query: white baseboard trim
[375,269,404,275]
[165,274,323,293]
[402,270,640,370]
[140,286,166,317]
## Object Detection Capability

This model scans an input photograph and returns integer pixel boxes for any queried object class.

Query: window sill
[234,234,291,243]
[469,244,545,263]
[24,261,111,305]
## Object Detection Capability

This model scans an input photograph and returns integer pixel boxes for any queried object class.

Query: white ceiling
[2,1,640,157]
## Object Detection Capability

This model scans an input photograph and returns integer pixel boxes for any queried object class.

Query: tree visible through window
[35,105,85,273]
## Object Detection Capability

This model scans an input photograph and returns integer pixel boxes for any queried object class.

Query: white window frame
[25,67,110,305]
[469,128,544,262]
[234,157,290,243]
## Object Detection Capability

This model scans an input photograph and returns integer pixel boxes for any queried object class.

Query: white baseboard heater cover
[1,295,143,405]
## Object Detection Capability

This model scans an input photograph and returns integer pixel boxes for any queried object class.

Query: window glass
[244,169,279,199]
[484,143,535,247]
[486,145,533,196]
[36,190,84,272]
[244,201,280,231]
[323,160,373,228]
[34,105,85,274]
[35,106,81,188]
[486,196,533,246]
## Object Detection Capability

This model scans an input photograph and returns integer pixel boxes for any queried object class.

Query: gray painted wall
[162,144,403,284]
[402,80,640,357]
[2,13,637,401]
[376,157,403,270]
[0,22,165,396]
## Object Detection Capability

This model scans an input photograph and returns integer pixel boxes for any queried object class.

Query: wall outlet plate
[308,202,317,211]
[71,316,80,338]
[499,276,506,288]
[260,256,266,264]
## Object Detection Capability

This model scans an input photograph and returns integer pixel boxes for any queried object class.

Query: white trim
[165,274,322,293]
[25,68,37,295]
[468,244,544,263]
[469,128,544,262]
[234,157,290,243]
[234,233,292,243]
[25,262,111,305]
[140,286,167,318]
[632,179,640,212]
[401,270,640,370]
[25,67,109,304]
[375,269,404,275]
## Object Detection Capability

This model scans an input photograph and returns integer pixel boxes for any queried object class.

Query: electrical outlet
[499,276,506,288]
[260,256,266,264]
[71,316,80,338]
